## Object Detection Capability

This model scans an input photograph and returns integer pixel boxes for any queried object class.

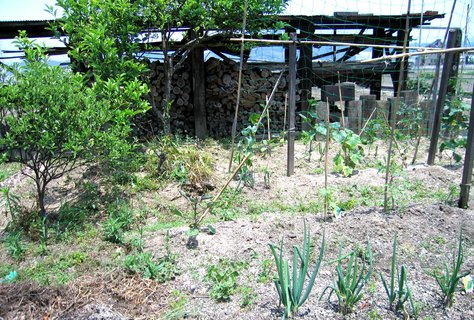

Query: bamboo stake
[228,0,248,173]
[337,71,345,127]
[324,97,330,221]
[361,46,474,63]
[197,153,251,225]
[283,93,288,133]
[411,97,425,164]
[359,106,377,136]
[384,0,411,212]
[230,38,441,51]
[266,95,271,142]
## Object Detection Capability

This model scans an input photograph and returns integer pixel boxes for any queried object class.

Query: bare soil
[0,141,473,319]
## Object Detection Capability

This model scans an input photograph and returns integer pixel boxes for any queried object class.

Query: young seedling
[380,234,417,317]
[321,241,373,315]
[269,221,325,319]
[432,227,470,307]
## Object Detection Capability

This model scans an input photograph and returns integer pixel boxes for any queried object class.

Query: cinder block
[321,83,355,102]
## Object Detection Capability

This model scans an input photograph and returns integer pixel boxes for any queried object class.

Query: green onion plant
[321,241,373,315]
[433,227,469,307]
[269,221,325,319]
[380,234,417,317]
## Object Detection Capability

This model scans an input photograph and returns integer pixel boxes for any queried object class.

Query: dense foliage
[0,33,148,218]
[51,0,289,133]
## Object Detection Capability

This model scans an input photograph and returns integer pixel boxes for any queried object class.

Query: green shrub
[102,201,135,244]
[0,32,148,222]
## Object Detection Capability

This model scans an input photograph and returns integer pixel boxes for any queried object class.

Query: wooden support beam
[458,84,474,208]
[427,29,460,165]
[447,28,462,98]
[298,42,313,131]
[287,33,297,177]
[192,44,207,139]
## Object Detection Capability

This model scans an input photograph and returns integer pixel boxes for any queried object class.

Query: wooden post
[298,21,314,132]
[287,33,297,177]
[458,84,474,208]
[192,43,207,139]
[447,28,462,98]
[427,29,460,165]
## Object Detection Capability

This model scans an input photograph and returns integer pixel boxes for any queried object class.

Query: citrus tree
[0,33,149,219]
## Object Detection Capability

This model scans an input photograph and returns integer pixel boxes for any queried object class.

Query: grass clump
[146,135,214,186]
[21,251,91,285]
[124,251,179,282]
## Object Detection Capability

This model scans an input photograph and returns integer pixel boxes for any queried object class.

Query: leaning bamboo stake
[228,0,248,173]
[197,153,251,225]
[337,71,345,127]
[359,107,377,136]
[411,97,425,164]
[324,97,330,221]
[266,95,271,142]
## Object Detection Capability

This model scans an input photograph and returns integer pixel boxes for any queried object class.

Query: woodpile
[205,58,290,136]
[144,58,292,137]
[146,60,195,134]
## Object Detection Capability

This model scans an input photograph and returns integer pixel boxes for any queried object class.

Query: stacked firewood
[205,58,290,136]
[145,58,291,137]
[147,61,195,134]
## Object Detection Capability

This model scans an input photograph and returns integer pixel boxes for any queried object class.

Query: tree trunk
[162,33,172,134]
[34,175,47,218]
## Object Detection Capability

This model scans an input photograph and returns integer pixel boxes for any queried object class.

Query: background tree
[0,32,149,219]
[51,0,289,134]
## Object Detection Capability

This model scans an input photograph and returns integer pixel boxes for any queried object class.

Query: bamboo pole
[458,84,474,208]
[230,38,440,51]
[384,0,411,212]
[197,153,251,225]
[362,46,474,63]
[337,71,345,127]
[287,33,297,177]
[228,0,248,173]
[324,98,330,221]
